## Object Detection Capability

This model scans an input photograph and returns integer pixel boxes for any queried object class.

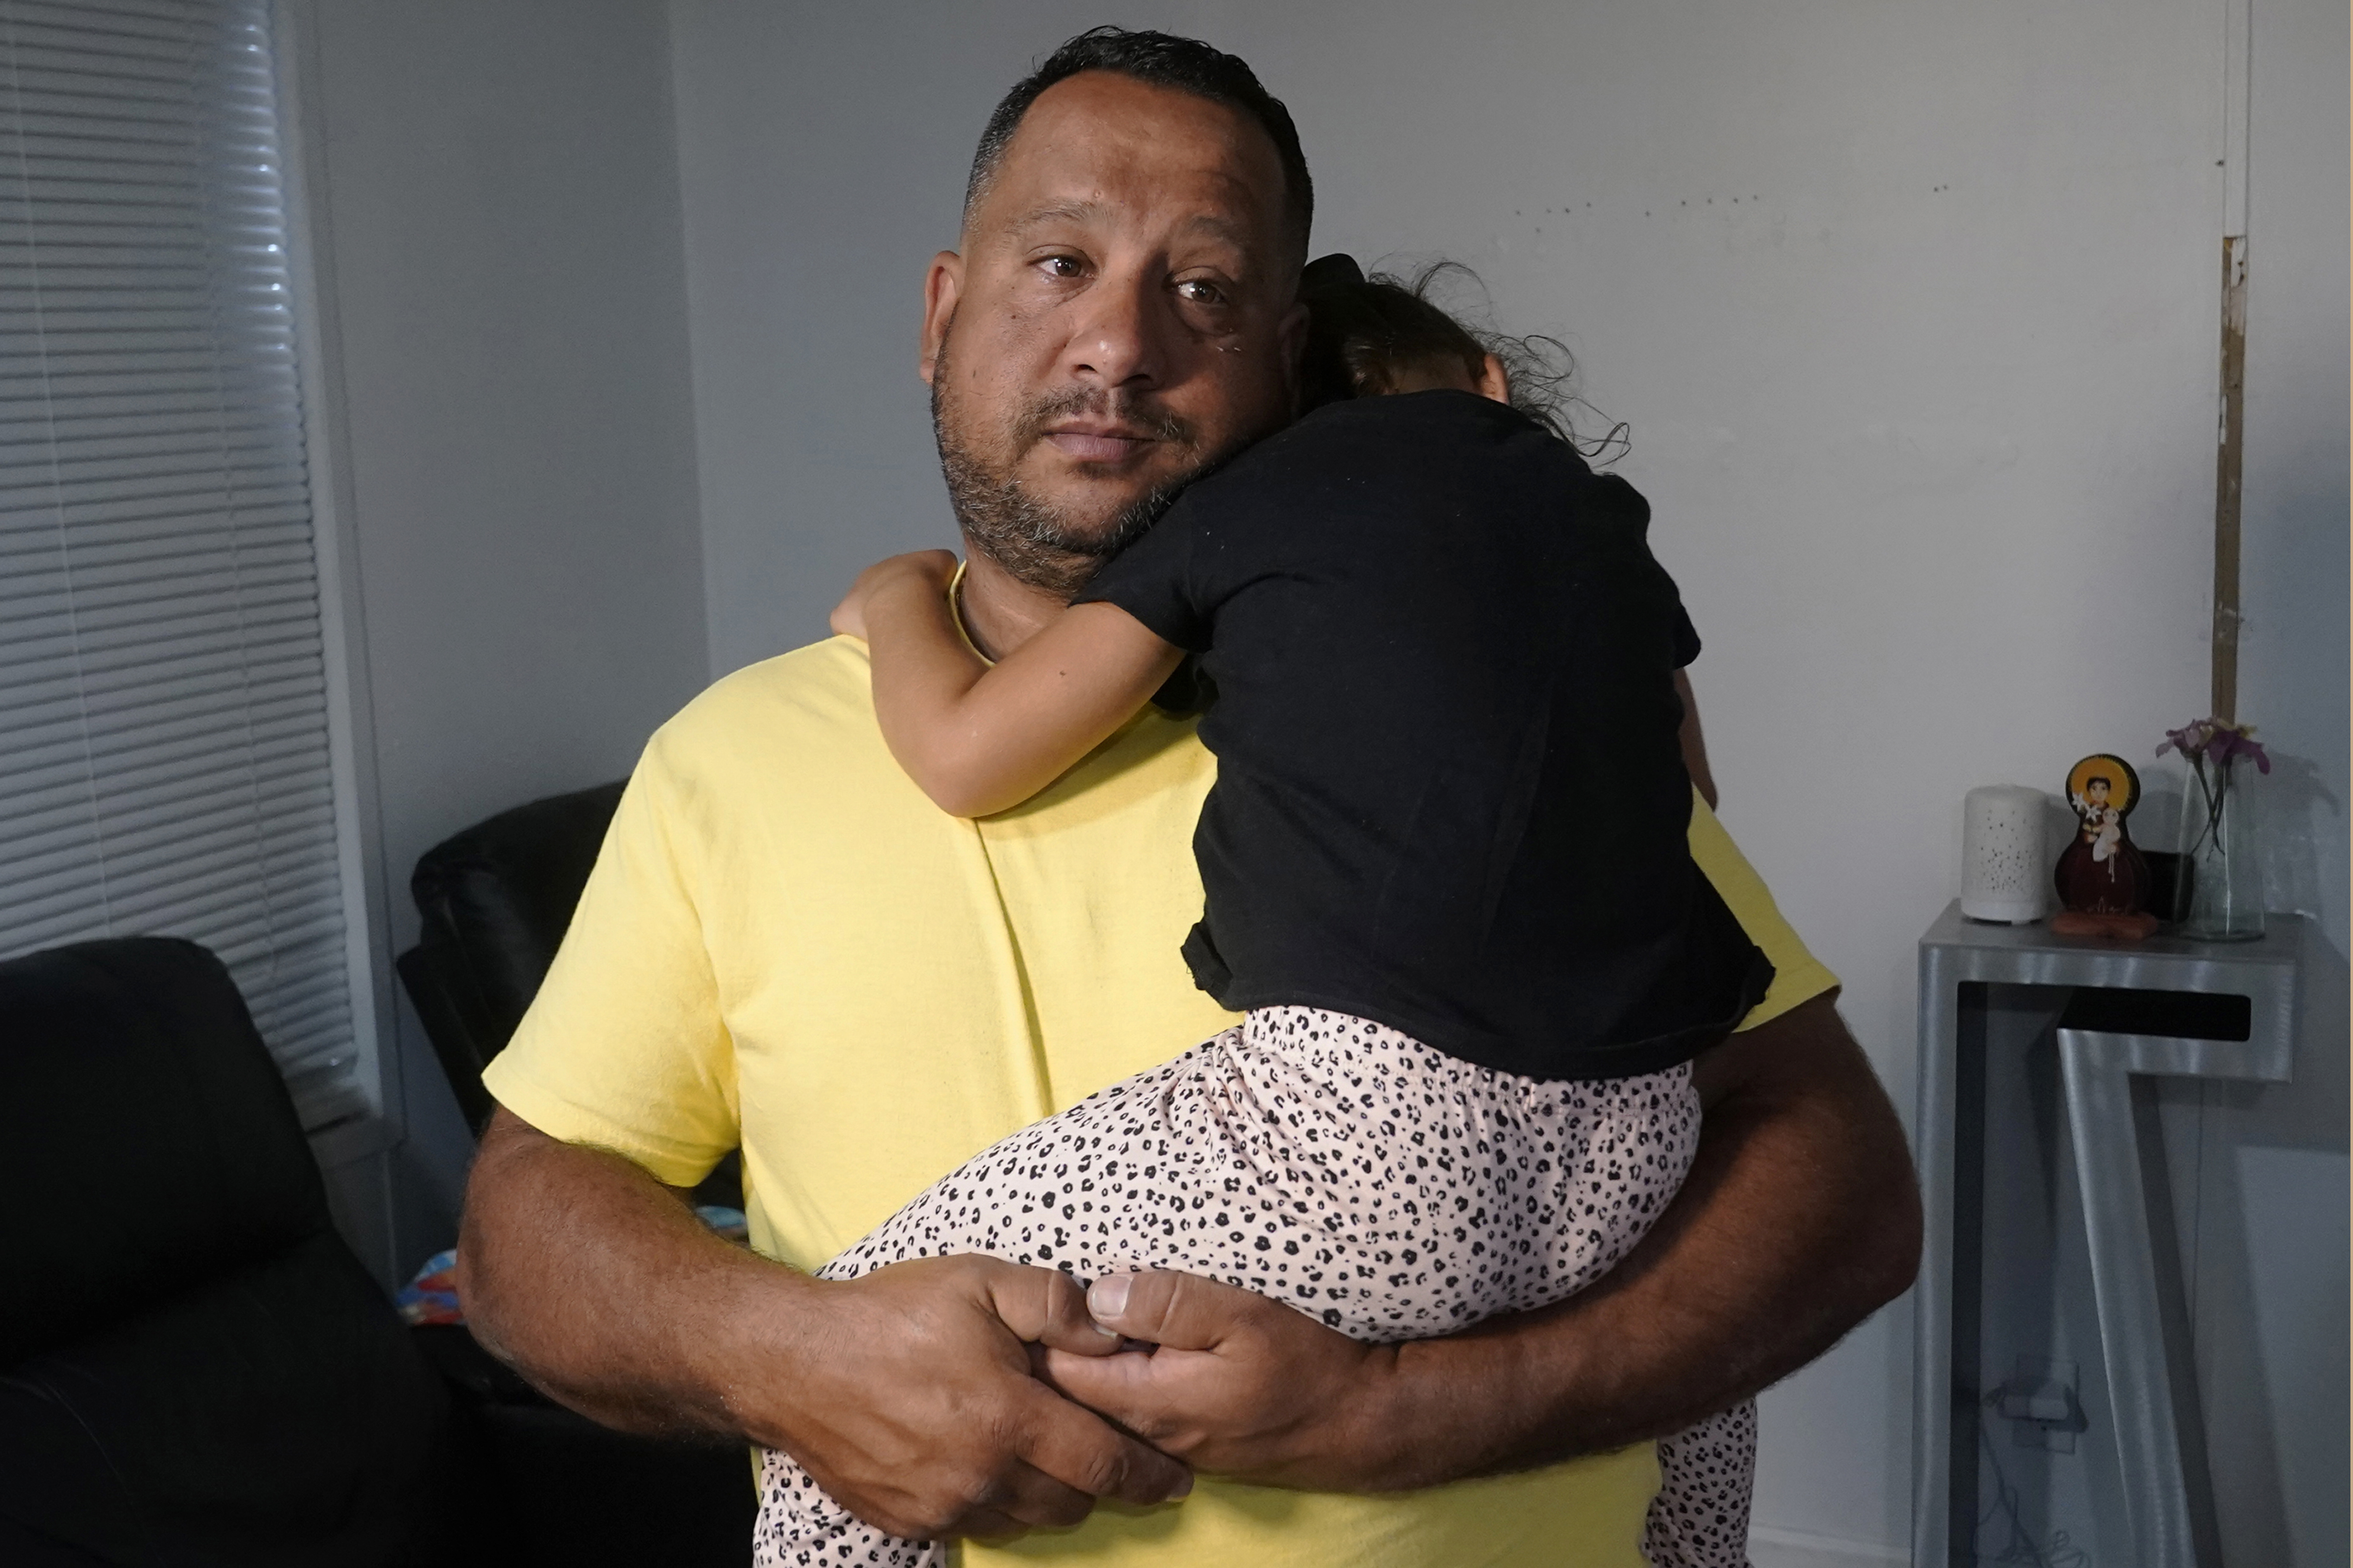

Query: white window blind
[0,0,363,1130]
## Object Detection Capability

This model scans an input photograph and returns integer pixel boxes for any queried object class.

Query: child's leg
[753,1008,1704,1567]
[1644,1402,1757,1568]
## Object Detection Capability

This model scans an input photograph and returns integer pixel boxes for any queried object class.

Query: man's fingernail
[1089,1274,1132,1319]
[1170,1472,1193,1500]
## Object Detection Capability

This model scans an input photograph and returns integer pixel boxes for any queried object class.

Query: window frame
[265,0,399,1173]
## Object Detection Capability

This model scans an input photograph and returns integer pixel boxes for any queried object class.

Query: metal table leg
[2056,1027,2286,1568]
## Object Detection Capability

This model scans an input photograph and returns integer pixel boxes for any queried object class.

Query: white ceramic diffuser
[1961,785,2050,923]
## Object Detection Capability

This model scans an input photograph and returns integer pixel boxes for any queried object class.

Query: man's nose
[1062,265,1170,391]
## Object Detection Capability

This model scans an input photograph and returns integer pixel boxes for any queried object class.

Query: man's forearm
[1376,993,1921,1482]
[457,1106,789,1438]
[459,1105,1196,1538]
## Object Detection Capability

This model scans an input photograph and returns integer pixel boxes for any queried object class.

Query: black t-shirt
[1075,390,1772,1082]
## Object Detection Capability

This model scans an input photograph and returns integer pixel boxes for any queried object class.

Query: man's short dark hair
[965,26,1312,262]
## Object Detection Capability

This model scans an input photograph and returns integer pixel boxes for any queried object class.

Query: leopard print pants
[753,1006,1755,1567]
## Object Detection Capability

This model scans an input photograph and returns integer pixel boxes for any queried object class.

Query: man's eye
[1038,255,1083,279]
[1176,279,1228,305]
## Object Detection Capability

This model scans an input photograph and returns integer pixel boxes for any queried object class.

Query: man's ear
[1475,351,1511,406]
[1277,299,1310,412]
[919,251,963,385]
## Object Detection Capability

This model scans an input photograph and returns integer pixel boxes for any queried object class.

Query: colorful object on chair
[396,1250,462,1326]
[2051,754,2157,941]
[695,1205,750,1244]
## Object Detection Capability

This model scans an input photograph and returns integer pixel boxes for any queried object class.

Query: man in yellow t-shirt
[458,28,1919,1567]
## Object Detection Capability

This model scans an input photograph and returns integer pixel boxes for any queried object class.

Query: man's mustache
[1012,386,1195,450]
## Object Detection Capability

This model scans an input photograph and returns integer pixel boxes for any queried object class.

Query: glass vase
[2172,751,2264,941]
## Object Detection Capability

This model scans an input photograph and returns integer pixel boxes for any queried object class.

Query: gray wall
[666,2,2348,1562]
[298,0,709,1275]
[2178,0,2351,1562]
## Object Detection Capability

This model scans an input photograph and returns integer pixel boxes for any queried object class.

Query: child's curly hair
[1297,255,1628,465]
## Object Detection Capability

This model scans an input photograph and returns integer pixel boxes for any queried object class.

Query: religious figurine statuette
[2050,753,2157,941]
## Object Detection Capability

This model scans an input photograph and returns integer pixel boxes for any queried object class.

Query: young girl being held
[754,258,1769,1568]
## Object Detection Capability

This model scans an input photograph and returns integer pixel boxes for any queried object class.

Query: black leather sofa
[0,934,755,1565]
[0,938,456,1565]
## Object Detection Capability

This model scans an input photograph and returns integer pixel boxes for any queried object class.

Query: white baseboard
[1746,1523,1909,1568]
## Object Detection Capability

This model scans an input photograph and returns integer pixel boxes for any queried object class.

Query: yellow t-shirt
[485,636,1839,1568]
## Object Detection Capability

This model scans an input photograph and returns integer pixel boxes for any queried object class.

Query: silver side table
[1912,901,2305,1568]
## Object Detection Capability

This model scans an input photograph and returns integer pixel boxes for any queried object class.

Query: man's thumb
[1087,1268,1246,1351]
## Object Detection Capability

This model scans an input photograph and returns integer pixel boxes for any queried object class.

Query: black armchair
[0,937,455,1566]
[396,779,741,1207]
[396,780,628,1136]
[0,935,758,1566]
[392,782,753,1561]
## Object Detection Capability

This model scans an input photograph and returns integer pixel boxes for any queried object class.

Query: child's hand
[831,549,960,641]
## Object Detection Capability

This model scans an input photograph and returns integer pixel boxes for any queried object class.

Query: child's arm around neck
[832,551,1186,820]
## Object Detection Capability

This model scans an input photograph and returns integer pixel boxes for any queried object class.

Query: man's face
[922,72,1305,595]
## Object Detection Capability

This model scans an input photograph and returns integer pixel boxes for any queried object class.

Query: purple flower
[2217,730,2271,773]
[2158,721,2215,760]
[2158,717,2270,773]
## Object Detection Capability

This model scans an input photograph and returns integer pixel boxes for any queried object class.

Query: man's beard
[931,329,1219,597]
